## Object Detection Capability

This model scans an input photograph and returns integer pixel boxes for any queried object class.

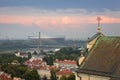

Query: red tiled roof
[54,59,76,64]
[56,69,72,75]
[24,59,43,65]
[0,73,13,80]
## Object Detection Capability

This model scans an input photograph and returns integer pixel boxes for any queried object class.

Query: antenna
[38,32,41,55]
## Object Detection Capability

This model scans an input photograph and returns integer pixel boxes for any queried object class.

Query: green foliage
[33,51,37,55]
[54,47,80,60]
[0,54,27,65]
[1,64,26,77]
[67,74,75,80]
[60,75,67,80]
[28,52,32,59]
[43,55,54,66]
[0,40,29,49]
[59,74,75,80]
[23,69,40,80]
[58,47,73,54]
[43,75,47,80]
[1,64,40,80]
[50,69,57,80]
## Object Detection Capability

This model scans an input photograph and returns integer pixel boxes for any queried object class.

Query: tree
[43,75,47,80]
[60,75,67,80]
[44,55,53,66]
[67,74,75,80]
[50,69,57,80]
[28,52,32,59]
[1,64,40,80]
[23,69,40,80]
[33,51,37,55]
[16,66,27,78]
[54,47,80,60]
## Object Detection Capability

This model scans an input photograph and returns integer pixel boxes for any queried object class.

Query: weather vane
[97,16,101,27]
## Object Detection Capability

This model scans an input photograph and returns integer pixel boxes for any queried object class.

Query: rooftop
[54,59,76,64]
[78,36,120,79]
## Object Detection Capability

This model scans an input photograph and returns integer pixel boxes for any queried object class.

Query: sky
[0,0,120,40]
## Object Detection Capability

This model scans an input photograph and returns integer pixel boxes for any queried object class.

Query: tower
[97,16,101,33]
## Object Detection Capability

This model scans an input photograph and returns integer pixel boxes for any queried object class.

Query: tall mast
[38,32,41,55]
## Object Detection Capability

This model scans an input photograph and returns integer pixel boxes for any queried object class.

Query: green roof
[78,36,120,79]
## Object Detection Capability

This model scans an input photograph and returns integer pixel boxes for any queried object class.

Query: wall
[87,37,98,52]
[76,73,110,80]
[37,69,51,79]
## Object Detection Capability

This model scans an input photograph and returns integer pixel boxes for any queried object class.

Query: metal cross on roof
[97,16,101,27]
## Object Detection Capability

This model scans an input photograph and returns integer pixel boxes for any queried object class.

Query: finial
[97,16,101,33]
[97,16,101,27]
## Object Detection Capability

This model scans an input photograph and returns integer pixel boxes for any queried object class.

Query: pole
[38,32,41,55]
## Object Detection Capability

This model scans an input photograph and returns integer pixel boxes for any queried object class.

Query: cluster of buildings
[15,52,28,58]
[54,59,77,69]
[15,16,120,80]
[24,57,77,80]
[0,71,22,80]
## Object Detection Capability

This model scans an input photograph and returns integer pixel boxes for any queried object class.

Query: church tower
[87,16,104,52]
[77,16,104,67]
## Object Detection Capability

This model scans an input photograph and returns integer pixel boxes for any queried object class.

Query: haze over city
[0,0,120,40]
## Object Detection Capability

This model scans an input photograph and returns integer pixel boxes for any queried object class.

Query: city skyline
[0,0,120,39]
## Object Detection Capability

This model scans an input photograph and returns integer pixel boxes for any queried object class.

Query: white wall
[37,70,51,79]
[87,37,98,52]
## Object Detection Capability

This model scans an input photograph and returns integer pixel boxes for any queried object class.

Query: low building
[54,59,77,69]
[15,52,28,58]
[24,58,46,69]
[13,77,22,80]
[56,69,73,80]
[37,69,51,80]
[37,65,57,80]
[0,71,13,80]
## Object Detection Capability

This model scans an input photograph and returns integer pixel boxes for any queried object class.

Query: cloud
[0,7,120,28]
[0,7,88,16]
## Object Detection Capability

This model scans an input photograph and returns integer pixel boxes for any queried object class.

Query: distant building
[56,69,73,80]
[54,59,77,69]
[28,37,65,45]
[13,77,22,80]
[0,71,12,80]
[37,69,51,80]
[15,52,28,58]
[37,66,57,80]
[24,58,56,80]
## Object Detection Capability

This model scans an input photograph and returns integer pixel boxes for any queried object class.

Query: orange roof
[0,73,13,80]
[56,69,72,75]
[54,59,76,64]
[24,59,43,65]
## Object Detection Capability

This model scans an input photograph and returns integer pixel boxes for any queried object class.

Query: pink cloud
[0,15,120,28]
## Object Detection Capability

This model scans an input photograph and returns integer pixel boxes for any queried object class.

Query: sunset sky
[0,0,120,39]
